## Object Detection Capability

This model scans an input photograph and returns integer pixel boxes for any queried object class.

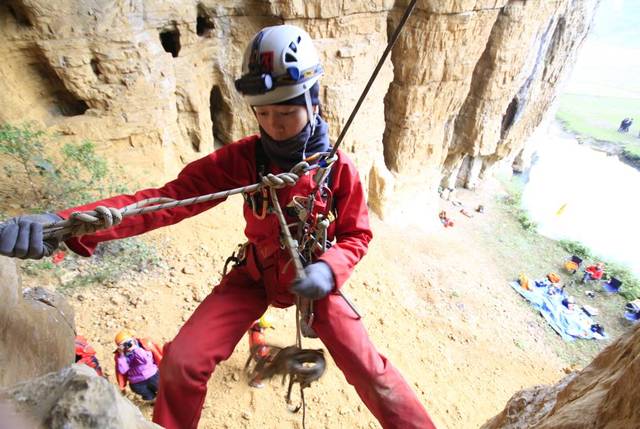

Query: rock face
[481,324,640,429]
[0,364,160,429]
[0,0,598,219]
[0,257,75,387]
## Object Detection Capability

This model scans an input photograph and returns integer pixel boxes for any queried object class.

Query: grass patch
[623,142,640,161]
[556,93,640,146]
[498,176,537,232]
[558,240,593,260]
[22,238,165,292]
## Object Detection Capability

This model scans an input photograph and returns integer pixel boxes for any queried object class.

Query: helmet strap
[302,89,316,160]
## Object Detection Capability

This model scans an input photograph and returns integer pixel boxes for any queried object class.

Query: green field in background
[556,93,640,158]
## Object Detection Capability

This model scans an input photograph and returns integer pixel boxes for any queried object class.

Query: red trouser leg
[314,293,437,429]
[152,267,268,429]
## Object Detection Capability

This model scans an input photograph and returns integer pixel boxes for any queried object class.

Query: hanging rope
[41,164,309,241]
[313,0,419,188]
[328,0,419,159]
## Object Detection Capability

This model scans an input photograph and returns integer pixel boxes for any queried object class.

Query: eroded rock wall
[481,324,640,429]
[0,364,160,429]
[0,0,597,218]
[0,257,75,388]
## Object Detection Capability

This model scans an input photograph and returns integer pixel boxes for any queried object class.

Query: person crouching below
[114,329,163,402]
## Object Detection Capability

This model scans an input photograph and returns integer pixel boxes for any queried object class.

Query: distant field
[556,93,640,159]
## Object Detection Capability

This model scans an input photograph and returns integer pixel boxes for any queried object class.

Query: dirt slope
[64,181,569,429]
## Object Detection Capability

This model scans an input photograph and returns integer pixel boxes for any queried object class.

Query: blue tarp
[510,280,607,341]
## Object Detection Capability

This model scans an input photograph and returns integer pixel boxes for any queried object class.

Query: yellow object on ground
[547,272,561,283]
[519,273,530,290]
[555,203,567,216]
[564,260,579,272]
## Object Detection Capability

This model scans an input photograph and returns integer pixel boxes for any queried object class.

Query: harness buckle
[222,242,249,276]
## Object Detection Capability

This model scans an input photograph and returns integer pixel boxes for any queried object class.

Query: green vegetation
[0,123,128,211]
[0,123,164,290]
[623,142,640,162]
[556,94,640,166]
[558,239,593,260]
[22,238,163,292]
[556,94,640,145]
[558,239,640,300]
[498,176,537,232]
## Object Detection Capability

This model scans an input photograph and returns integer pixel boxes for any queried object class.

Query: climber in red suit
[0,25,436,429]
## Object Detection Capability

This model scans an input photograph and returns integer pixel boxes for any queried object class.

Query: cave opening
[90,58,101,77]
[31,59,89,117]
[501,97,519,138]
[209,85,232,144]
[160,27,181,58]
[196,5,214,37]
[6,2,32,27]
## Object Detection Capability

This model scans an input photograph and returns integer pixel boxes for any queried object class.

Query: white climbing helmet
[235,24,323,106]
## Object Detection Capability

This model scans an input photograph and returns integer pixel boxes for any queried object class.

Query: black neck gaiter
[260,116,330,171]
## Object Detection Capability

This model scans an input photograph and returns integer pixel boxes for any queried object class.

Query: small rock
[232,373,240,381]
[76,295,85,302]
[182,266,195,275]
[241,411,251,420]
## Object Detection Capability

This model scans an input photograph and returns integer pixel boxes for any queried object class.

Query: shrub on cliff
[0,123,163,290]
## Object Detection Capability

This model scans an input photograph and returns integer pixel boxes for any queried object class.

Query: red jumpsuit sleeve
[317,152,373,289]
[57,136,257,256]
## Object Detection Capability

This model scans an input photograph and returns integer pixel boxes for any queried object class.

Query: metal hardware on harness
[244,187,269,220]
[245,345,326,425]
[222,242,249,276]
[267,187,317,341]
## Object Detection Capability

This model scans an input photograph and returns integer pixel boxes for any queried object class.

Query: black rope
[328,0,419,159]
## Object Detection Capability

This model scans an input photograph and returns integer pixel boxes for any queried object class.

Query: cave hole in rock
[6,2,32,26]
[160,27,181,58]
[32,58,88,117]
[90,58,101,77]
[209,85,232,144]
[196,5,215,37]
[501,97,519,138]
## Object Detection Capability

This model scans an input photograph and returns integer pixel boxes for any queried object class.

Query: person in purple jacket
[114,329,163,401]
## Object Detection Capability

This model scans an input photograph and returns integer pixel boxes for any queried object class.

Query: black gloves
[0,213,63,259]
[290,261,335,300]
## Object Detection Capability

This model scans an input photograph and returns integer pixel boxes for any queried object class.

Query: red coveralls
[59,135,435,429]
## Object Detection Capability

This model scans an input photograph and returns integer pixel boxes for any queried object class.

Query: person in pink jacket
[114,330,161,401]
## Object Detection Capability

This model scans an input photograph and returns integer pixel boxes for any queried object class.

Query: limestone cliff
[481,324,640,429]
[0,0,598,218]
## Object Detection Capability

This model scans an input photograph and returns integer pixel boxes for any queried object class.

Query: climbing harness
[39,2,419,427]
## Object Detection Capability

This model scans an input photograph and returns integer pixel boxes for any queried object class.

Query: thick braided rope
[42,162,310,241]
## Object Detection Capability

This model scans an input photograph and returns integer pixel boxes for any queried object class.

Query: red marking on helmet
[260,51,274,73]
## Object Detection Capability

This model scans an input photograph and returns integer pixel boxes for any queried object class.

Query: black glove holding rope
[0,206,123,260]
[0,213,63,259]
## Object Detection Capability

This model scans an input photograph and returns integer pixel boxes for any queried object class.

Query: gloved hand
[290,261,335,300]
[0,213,63,259]
[261,172,299,189]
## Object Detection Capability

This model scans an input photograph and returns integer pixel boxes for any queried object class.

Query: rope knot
[68,206,123,235]
[261,172,300,190]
